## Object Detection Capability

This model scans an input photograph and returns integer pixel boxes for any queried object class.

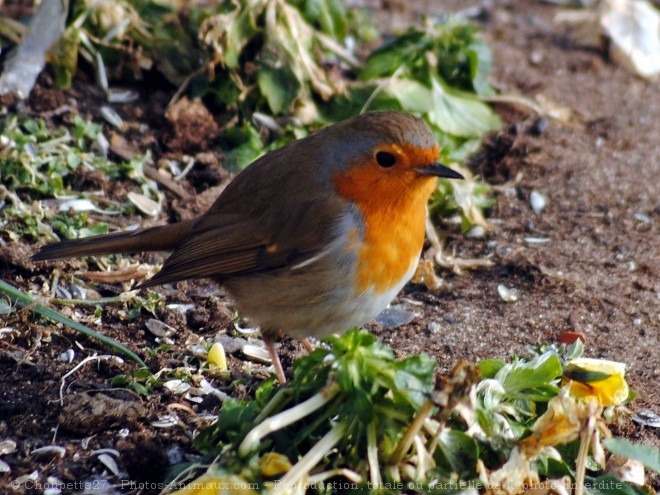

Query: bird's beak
[415,162,464,180]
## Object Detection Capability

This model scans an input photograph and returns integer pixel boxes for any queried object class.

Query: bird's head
[325,111,464,208]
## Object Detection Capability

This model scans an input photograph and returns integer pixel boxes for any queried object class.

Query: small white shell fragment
[145,319,175,337]
[234,322,259,335]
[184,394,204,404]
[100,105,124,128]
[497,284,519,302]
[127,191,161,217]
[24,143,37,158]
[58,198,96,212]
[107,89,138,103]
[96,453,120,476]
[163,379,191,395]
[166,303,196,314]
[44,476,64,495]
[94,132,109,158]
[465,226,487,238]
[196,379,231,401]
[58,349,75,363]
[57,198,120,215]
[0,327,16,337]
[190,344,208,357]
[0,459,9,473]
[530,190,547,214]
[207,342,228,370]
[632,410,660,427]
[633,212,651,224]
[151,415,179,428]
[30,446,66,458]
[14,470,39,484]
[0,439,17,455]
[524,236,551,245]
[242,344,272,363]
[91,448,120,458]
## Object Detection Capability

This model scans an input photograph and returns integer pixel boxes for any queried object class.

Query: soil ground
[0,1,658,493]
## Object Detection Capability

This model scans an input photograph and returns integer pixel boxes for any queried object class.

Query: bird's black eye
[375,151,396,168]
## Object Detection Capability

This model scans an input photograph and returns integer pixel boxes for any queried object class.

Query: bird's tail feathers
[32,220,196,261]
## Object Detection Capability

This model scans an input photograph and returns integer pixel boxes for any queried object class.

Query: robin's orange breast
[332,145,439,295]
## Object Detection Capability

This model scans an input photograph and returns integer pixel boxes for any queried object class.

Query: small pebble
[633,212,651,224]
[530,190,547,214]
[497,284,519,302]
[376,305,417,329]
[427,321,441,334]
[58,349,75,363]
[529,116,550,135]
[529,50,543,65]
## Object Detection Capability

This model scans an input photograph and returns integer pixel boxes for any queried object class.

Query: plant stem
[271,422,347,495]
[390,400,434,465]
[238,384,339,457]
[575,415,595,495]
[367,420,382,487]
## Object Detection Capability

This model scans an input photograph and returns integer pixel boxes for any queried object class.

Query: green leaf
[220,123,264,171]
[393,353,437,409]
[360,30,429,81]
[258,55,301,114]
[585,474,652,495]
[564,365,612,383]
[225,6,259,69]
[535,456,574,479]
[194,399,262,453]
[427,76,501,138]
[435,430,479,477]
[297,0,347,39]
[564,339,585,360]
[499,351,563,394]
[478,359,506,379]
[603,438,660,474]
[466,35,495,96]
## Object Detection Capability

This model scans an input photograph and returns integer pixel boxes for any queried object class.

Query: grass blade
[0,279,147,368]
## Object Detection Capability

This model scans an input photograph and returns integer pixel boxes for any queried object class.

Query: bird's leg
[301,338,315,354]
[262,332,287,384]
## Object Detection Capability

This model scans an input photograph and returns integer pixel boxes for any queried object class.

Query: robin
[33,111,464,383]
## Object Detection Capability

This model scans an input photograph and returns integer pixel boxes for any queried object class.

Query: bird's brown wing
[137,191,348,289]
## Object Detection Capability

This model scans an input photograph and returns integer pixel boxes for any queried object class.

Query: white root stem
[270,422,347,495]
[239,385,339,457]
